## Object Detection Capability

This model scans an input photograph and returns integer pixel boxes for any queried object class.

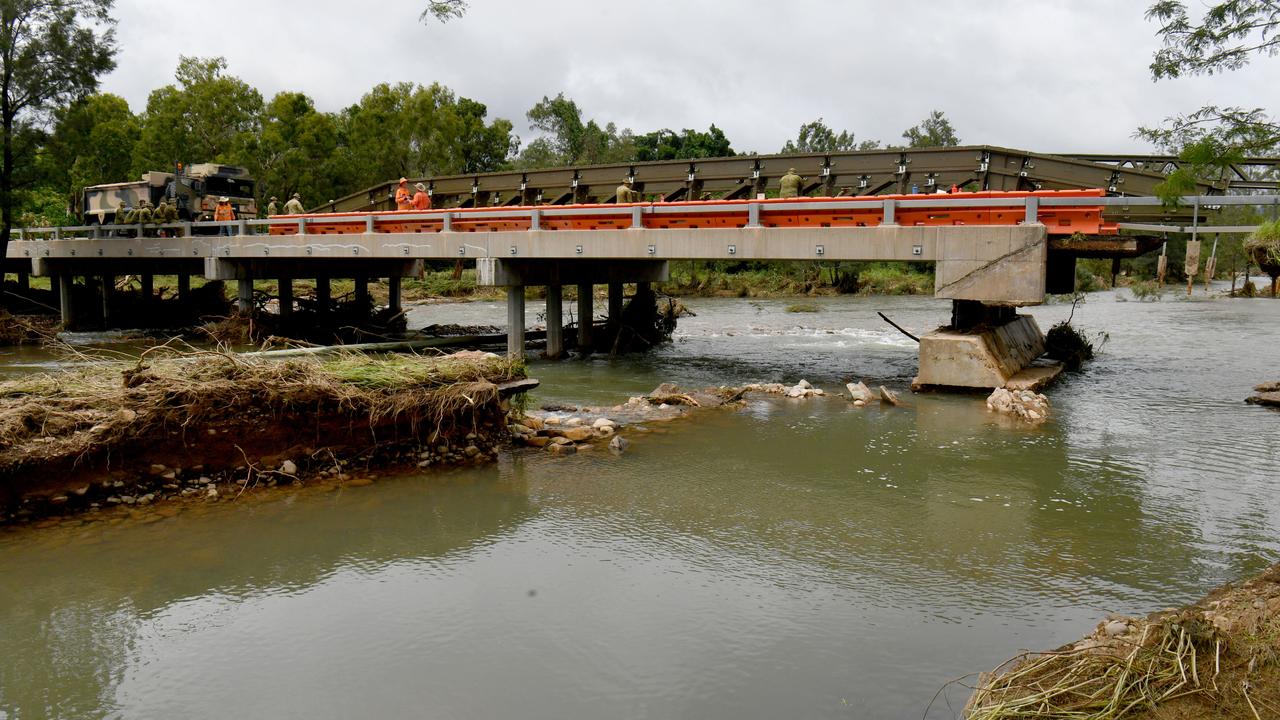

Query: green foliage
[0,0,117,246]
[133,57,264,173]
[15,186,75,227]
[781,118,879,153]
[1147,1,1280,78]
[421,0,467,22]
[785,303,821,313]
[1129,280,1166,301]
[901,110,960,148]
[237,91,343,208]
[853,263,934,295]
[634,125,733,162]
[41,93,139,198]
[1141,2,1280,199]
[518,93,632,167]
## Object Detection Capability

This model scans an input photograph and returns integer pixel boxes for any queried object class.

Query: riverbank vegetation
[963,563,1280,720]
[658,261,933,298]
[0,349,526,523]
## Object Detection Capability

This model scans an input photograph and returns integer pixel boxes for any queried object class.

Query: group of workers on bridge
[265,193,307,218]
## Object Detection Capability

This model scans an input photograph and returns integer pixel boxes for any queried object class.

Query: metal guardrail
[13,193,1278,243]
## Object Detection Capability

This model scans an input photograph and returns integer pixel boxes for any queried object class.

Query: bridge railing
[11,192,1280,243]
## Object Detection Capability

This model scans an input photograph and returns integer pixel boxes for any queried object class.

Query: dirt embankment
[964,564,1280,720]
[0,350,527,525]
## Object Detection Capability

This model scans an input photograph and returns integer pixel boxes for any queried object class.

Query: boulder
[547,442,577,456]
[560,427,595,442]
[986,388,1050,424]
[592,417,615,429]
[609,436,630,454]
[1255,381,1280,393]
[280,460,298,475]
[522,416,545,431]
[879,386,900,406]
[846,382,876,404]
[524,436,550,448]
[1246,391,1280,408]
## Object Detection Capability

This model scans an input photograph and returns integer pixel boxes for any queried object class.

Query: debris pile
[985,388,1050,424]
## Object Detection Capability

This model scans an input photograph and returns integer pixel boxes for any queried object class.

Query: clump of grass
[1045,321,1098,370]
[1128,280,1165,302]
[1246,220,1280,269]
[785,302,822,313]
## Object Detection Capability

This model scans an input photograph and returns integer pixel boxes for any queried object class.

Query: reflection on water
[1,292,1278,719]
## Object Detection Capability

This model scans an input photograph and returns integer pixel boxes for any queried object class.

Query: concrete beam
[203,257,418,281]
[934,225,1047,306]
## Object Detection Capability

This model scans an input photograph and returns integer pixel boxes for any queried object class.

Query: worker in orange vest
[214,196,236,236]
[395,177,412,210]
[411,182,432,211]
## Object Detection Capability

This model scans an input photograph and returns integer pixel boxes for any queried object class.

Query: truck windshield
[204,177,255,198]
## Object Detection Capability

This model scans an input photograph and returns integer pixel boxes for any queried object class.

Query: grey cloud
[99,0,1279,155]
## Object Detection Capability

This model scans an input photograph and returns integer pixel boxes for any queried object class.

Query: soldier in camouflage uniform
[779,168,804,199]
[283,192,305,215]
[266,196,279,217]
[616,179,635,203]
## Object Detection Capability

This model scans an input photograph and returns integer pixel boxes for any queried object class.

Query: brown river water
[0,288,1277,719]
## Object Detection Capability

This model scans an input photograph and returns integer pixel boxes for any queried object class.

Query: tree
[518,93,633,167]
[0,0,117,255]
[901,110,960,148]
[634,125,733,161]
[1141,2,1280,200]
[781,118,879,154]
[132,57,263,173]
[421,0,466,22]
[236,91,342,208]
[40,93,138,198]
[339,82,517,189]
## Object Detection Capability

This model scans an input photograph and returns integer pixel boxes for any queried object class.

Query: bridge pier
[278,278,293,318]
[388,276,402,316]
[354,277,369,308]
[545,284,564,359]
[607,282,623,327]
[506,285,525,358]
[177,274,190,303]
[577,283,593,351]
[58,275,73,327]
[101,275,113,325]
[140,274,153,306]
[237,278,253,314]
[315,277,331,315]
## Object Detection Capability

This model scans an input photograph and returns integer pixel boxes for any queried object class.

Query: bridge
[9,184,1274,391]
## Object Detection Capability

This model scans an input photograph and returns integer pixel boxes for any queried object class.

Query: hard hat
[219,196,229,202]
[415,183,426,191]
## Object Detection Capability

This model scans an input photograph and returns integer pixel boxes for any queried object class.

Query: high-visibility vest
[395,185,412,210]
[412,191,431,210]
[214,203,236,222]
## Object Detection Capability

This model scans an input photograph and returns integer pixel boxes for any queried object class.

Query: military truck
[80,163,258,224]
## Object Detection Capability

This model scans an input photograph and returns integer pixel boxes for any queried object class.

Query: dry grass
[0,347,525,468]
[962,564,1280,720]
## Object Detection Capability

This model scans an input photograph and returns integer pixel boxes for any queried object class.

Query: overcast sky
[98,0,1275,155]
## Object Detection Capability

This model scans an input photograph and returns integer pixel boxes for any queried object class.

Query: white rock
[1103,620,1128,637]
[592,417,615,429]
[846,382,876,403]
[609,436,630,454]
[797,379,812,389]
[565,417,584,427]
[280,460,298,475]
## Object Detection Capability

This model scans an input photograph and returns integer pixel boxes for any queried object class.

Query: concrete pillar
[140,274,153,305]
[507,285,525,358]
[388,276,402,314]
[637,281,651,295]
[608,282,624,324]
[237,278,253,314]
[101,275,113,325]
[315,277,331,313]
[545,284,563,359]
[16,271,28,290]
[577,283,593,350]
[58,276,73,326]
[177,274,190,301]
[354,276,369,307]
[278,278,293,318]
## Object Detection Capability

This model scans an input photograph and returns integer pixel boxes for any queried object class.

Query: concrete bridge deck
[7,192,1273,390]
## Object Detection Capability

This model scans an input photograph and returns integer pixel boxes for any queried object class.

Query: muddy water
[2,290,1278,719]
